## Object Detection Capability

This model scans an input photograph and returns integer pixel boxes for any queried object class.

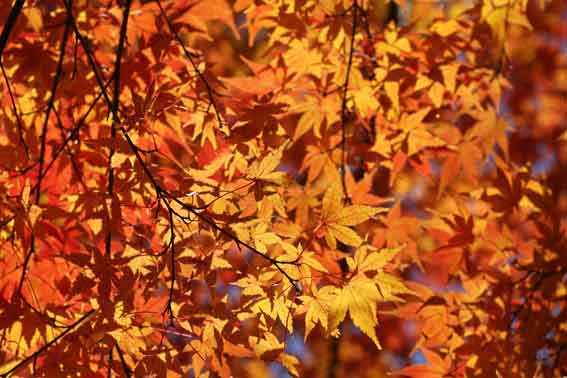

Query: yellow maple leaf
[375,271,413,301]
[397,108,447,156]
[399,107,431,131]
[321,183,343,220]
[429,81,445,108]
[327,224,362,247]
[384,81,400,118]
[123,245,154,275]
[430,19,461,37]
[328,276,382,349]
[295,106,323,140]
[24,7,43,32]
[300,285,336,339]
[348,245,404,273]
[274,296,295,332]
[281,243,328,273]
[337,205,387,226]
[211,253,232,269]
[370,132,392,158]
[114,301,133,327]
[249,333,284,359]
[28,204,43,227]
[0,361,20,376]
[377,28,411,55]
[353,86,380,118]
[247,143,289,184]
[481,0,532,43]
[407,127,447,156]
[235,276,266,297]
[415,74,433,92]
[281,353,300,377]
[253,223,281,254]
[185,153,232,184]
[284,39,325,77]
[440,64,459,94]
[320,186,386,248]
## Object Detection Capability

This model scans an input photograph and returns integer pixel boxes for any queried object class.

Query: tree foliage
[0,0,566,377]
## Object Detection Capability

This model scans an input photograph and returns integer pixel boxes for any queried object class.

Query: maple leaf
[393,348,451,378]
[23,7,42,32]
[246,143,289,184]
[328,275,382,349]
[345,169,391,206]
[299,285,335,339]
[281,242,327,273]
[252,223,281,254]
[294,101,324,140]
[377,28,411,55]
[249,332,284,360]
[347,244,403,274]
[397,107,449,156]
[481,0,533,43]
[319,185,387,248]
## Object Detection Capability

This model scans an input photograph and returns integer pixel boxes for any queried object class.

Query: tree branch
[339,1,358,204]
[106,0,132,259]
[155,0,226,134]
[0,0,25,57]
[17,3,72,301]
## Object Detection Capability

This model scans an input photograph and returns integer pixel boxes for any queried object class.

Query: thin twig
[71,0,301,274]
[0,61,29,157]
[339,1,358,204]
[35,0,72,203]
[107,347,113,378]
[30,77,114,196]
[16,1,72,301]
[0,0,25,57]
[114,343,132,378]
[64,0,302,306]
[106,0,132,258]
[53,107,87,190]
[155,0,227,134]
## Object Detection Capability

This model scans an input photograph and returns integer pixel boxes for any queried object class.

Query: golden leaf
[24,7,43,32]
[328,224,363,247]
[431,19,461,37]
[336,205,386,226]
[429,82,445,108]
[415,74,433,92]
[321,184,343,220]
[348,245,404,273]
[295,108,323,140]
[384,81,400,117]
[301,285,335,338]
[375,271,412,301]
[249,333,284,358]
[441,64,459,94]
[247,143,288,184]
[329,276,382,349]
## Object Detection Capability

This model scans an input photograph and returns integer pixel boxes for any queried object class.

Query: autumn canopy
[0,0,566,377]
